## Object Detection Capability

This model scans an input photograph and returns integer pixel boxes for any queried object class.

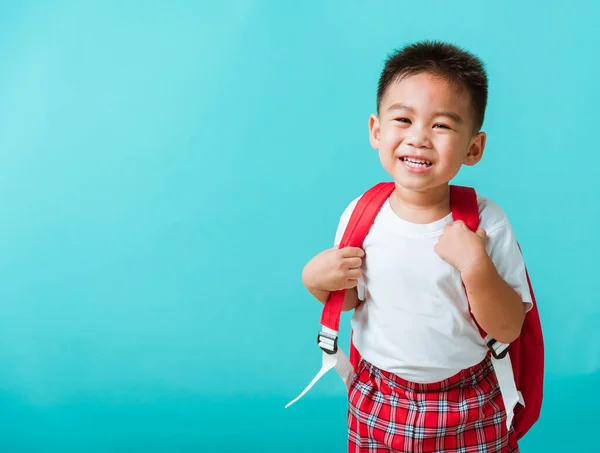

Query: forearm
[303,283,360,312]
[302,269,360,311]
[303,280,329,304]
[461,256,526,344]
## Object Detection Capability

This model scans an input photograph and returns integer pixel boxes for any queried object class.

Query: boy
[301,41,533,452]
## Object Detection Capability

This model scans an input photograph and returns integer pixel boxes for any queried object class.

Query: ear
[463,131,486,166]
[368,114,381,150]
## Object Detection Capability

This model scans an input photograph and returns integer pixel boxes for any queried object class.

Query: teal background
[0,1,597,451]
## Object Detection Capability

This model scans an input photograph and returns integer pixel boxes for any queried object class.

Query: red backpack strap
[450,185,512,359]
[450,187,545,438]
[449,185,480,232]
[449,186,489,337]
[285,182,396,409]
[319,182,395,338]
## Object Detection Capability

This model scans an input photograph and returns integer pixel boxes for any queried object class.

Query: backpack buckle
[487,338,509,359]
[317,330,338,355]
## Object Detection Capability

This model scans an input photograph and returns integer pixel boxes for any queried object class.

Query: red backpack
[289,182,544,440]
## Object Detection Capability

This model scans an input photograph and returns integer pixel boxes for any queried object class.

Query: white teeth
[401,157,431,168]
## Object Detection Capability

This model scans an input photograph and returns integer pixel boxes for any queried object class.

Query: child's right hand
[302,246,365,292]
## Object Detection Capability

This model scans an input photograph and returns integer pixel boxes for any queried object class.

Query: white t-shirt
[334,191,533,384]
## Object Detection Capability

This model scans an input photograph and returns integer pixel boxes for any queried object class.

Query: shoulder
[475,192,522,255]
[335,195,361,240]
[337,182,387,223]
[339,196,361,221]
[476,193,513,234]
[338,182,394,220]
[333,185,379,245]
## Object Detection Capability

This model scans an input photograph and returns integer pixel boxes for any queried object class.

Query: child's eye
[433,124,451,129]
[394,118,411,124]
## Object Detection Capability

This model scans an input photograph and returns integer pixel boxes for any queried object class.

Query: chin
[393,176,452,195]
[396,181,434,192]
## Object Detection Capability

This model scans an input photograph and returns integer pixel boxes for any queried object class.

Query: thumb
[476,228,487,239]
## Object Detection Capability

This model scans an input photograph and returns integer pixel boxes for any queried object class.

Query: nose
[405,124,431,149]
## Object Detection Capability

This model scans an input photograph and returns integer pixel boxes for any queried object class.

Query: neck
[389,183,451,224]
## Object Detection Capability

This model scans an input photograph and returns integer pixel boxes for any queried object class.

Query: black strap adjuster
[487,338,509,360]
[317,331,338,355]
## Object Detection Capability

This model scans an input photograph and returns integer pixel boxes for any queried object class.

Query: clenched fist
[302,246,365,292]
[434,220,488,273]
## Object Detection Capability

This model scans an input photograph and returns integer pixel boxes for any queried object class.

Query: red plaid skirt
[347,354,519,452]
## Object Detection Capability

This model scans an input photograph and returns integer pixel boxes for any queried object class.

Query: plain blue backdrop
[0,1,598,451]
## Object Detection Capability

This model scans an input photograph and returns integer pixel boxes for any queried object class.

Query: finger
[344,257,363,269]
[346,268,362,280]
[340,247,365,258]
[476,228,487,238]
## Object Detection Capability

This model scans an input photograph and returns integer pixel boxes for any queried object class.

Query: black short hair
[376,41,488,132]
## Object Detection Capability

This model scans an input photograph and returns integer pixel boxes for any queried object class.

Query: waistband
[358,352,495,393]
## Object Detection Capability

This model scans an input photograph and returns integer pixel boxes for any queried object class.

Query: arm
[434,220,531,344]
[302,279,361,312]
[461,256,526,344]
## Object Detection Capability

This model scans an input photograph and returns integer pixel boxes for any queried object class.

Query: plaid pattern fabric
[348,355,519,452]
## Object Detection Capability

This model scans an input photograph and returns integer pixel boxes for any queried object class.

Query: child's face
[369,72,486,194]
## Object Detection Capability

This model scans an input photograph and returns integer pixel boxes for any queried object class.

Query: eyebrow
[387,103,464,124]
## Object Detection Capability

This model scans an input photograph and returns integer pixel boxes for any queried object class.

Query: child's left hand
[434,221,489,273]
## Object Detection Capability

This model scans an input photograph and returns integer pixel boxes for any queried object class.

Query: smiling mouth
[400,156,433,168]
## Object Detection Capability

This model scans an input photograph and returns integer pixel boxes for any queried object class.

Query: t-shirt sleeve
[333,197,366,301]
[486,221,534,312]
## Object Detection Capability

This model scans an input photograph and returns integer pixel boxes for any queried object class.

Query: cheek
[380,126,404,147]
[434,136,467,160]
